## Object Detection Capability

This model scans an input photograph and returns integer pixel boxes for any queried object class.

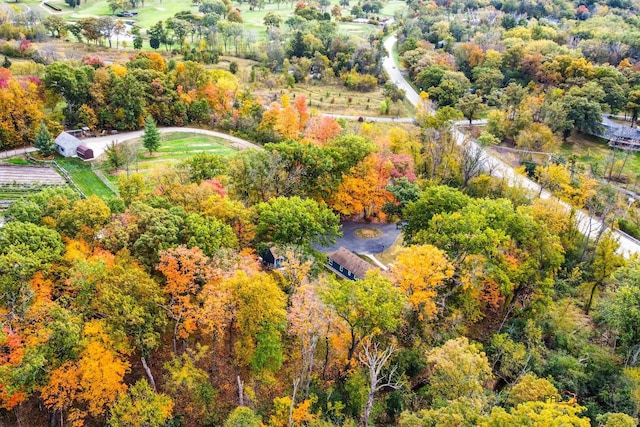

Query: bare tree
[460,137,487,186]
[359,340,404,427]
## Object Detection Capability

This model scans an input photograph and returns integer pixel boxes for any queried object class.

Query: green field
[97,132,240,184]
[42,0,393,41]
[56,157,116,198]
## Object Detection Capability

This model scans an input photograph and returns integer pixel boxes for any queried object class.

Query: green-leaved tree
[34,122,56,157]
[143,115,161,155]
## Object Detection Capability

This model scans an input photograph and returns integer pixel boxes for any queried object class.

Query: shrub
[341,70,377,92]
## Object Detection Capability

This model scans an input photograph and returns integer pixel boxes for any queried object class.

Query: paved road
[383,35,640,257]
[81,127,262,158]
[314,221,401,255]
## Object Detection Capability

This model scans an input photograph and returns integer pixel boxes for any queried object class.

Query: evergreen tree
[33,122,56,157]
[142,116,160,155]
[2,56,11,69]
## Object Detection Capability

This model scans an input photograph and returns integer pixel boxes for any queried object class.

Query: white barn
[55,132,82,157]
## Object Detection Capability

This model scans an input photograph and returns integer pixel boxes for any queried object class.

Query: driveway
[315,221,401,254]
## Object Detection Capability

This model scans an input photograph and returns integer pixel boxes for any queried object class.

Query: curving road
[383,35,640,257]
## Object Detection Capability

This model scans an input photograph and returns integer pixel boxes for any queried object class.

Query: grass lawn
[375,230,404,266]
[379,0,405,16]
[56,157,116,199]
[45,0,394,41]
[48,0,200,29]
[96,132,240,184]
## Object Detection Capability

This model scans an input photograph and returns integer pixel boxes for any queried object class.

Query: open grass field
[40,0,394,41]
[96,132,240,184]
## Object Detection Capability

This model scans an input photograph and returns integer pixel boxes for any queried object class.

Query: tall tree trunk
[363,391,375,427]
[237,375,244,406]
[289,379,299,427]
[323,334,330,380]
[141,356,157,391]
[585,282,599,314]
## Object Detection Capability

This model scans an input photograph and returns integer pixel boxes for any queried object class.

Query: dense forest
[3,0,640,425]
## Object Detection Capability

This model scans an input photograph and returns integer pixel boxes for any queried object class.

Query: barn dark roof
[328,247,374,279]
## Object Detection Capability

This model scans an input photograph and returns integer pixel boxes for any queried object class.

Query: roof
[76,145,92,153]
[328,247,374,279]
[54,132,81,149]
[268,246,285,259]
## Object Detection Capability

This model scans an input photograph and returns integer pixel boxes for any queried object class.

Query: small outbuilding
[55,132,82,157]
[261,246,286,269]
[76,145,94,160]
[326,246,375,281]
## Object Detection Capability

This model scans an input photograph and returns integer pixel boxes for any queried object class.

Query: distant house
[55,132,82,157]
[261,246,286,269]
[326,247,375,281]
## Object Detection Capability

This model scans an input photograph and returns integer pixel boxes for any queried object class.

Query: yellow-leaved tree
[392,244,455,322]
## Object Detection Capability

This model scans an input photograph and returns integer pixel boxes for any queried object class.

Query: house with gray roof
[326,246,376,281]
[55,132,82,157]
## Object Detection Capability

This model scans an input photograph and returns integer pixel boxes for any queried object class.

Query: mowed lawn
[56,157,116,198]
[44,0,395,40]
[100,132,240,184]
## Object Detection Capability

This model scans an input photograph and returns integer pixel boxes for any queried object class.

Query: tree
[224,270,287,375]
[51,320,129,422]
[163,349,216,424]
[288,283,332,399]
[255,196,340,252]
[183,213,237,256]
[92,252,167,390]
[0,221,64,264]
[505,373,558,407]
[563,83,604,135]
[264,11,282,27]
[109,380,174,427]
[485,401,590,426]
[43,15,67,38]
[156,246,215,353]
[392,245,454,323]
[585,232,623,313]
[104,142,127,172]
[403,186,471,244]
[599,258,640,365]
[320,271,406,368]
[56,195,112,239]
[328,154,394,220]
[457,92,483,124]
[224,406,262,427]
[516,123,555,151]
[142,116,160,155]
[360,340,403,426]
[627,90,640,127]
[426,337,492,402]
[0,77,45,150]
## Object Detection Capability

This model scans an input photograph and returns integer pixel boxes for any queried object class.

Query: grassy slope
[56,157,116,198]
